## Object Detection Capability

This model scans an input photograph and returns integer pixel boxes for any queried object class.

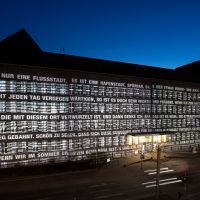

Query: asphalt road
[0,153,200,200]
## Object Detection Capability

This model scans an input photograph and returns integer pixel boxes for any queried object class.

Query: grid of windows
[0,69,200,168]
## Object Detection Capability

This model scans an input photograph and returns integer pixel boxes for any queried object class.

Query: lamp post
[156,145,161,200]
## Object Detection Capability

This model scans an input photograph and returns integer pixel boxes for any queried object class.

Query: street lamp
[156,145,161,200]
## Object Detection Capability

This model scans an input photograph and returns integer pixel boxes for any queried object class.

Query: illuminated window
[81,85,89,95]
[98,120,105,130]
[113,136,119,146]
[106,103,113,113]
[59,102,67,113]
[82,102,90,113]
[91,120,98,130]
[69,102,74,113]
[192,93,197,101]
[119,104,126,113]
[75,102,82,113]
[39,102,47,113]
[9,101,17,112]
[177,92,183,100]
[126,104,133,113]
[31,121,38,132]
[82,120,90,130]
[144,90,151,99]
[21,101,27,113]
[106,120,112,130]
[0,80,6,92]
[31,82,37,93]
[49,121,57,132]
[82,138,90,148]
[177,105,182,114]
[41,141,47,151]
[30,141,37,152]
[163,91,168,99]
[0,122,6,135]
[133,88,140,98]
[40,82,47,93]
[59,121,67,131]
[51,102,57,113]
[126,119,134,129]
[140,104,146,113]
[173,91,177,100]
[18,141,27,153]
[90,85,99,96]
[10,121,17,133]
[75,120,82,131]
[119,136,125,145]
[153,135,161,143]
[168,91,173,99]
[113,119,120,130]
[145,104,151,113]
[20,81,27,92]
[31,102,37,113]
[105,87,113,97]
[105,137,112,146]
[7,142,17,154]
[39,121,48,132]
[133,104,139,113]
[10,80,17,92]
[0,101,6,112]
[152,90,157,99]
[60,83,68,94]
[69,120,75,131]
[126,88,133,97]
[113,103,119,113]
[76,84,83,95]
[98,137,105,147]
[183,92,187,101]
[69,84,75,95]
[61,140,67,150]
[51,83,56,94]
[113,87,119,97]
[127,135,133,145]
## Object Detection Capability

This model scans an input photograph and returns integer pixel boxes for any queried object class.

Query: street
[0,152,200,200]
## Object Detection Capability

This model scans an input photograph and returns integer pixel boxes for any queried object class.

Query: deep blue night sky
[1,0,200,69]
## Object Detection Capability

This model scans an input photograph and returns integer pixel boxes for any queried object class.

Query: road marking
[148,169,174,175]
[145,179,182,188]
[144,167,169,173]
[142,177,178,185]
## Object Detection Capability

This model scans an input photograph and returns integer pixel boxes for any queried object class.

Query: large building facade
[0,30,200,168]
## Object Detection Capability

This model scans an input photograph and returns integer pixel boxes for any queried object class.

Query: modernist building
[0,29,200,168]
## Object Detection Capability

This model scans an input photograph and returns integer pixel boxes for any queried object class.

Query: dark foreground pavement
[0,152,200,200]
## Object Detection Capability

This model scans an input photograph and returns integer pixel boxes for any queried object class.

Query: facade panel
[0,63,200,168]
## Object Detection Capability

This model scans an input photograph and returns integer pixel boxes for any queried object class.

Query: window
[20,81,27,92]
[10,80,17,92]
[0,101,6,112]
[31,82,37,93]
[51,83,56,94]
[0,80,6,92]
[9,101,17,112]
